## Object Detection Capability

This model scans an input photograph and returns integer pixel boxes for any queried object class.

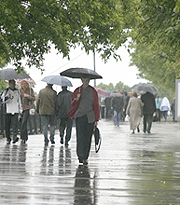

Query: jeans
[113,110,121,126]
[59,117,73,143]
[20,109,30,141]
[5,113,18,141]
[75,115,94,161]
[41,115,56,142]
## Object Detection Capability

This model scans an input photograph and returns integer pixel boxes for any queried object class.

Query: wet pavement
[0,119,180,204]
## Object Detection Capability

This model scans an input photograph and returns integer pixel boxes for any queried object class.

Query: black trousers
[20,109,30,141]
[59,117,73,143]
[5,113,18,141]
[75,115,94,161]
[143,114,153,133]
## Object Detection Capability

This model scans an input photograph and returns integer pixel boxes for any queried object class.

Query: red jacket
[67,85,100,121]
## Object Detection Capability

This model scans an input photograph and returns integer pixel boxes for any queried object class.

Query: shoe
[147,131,151,134]
[13,137,19,144]
[65,143,69,147]
[51,140,55,144]
[44,139,49,146]
[132,130,135,134]
[83,160,88,165]
[60,137,63,144]
[7,138,11,144]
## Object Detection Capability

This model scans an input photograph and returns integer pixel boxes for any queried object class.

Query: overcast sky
[6,45,148,94]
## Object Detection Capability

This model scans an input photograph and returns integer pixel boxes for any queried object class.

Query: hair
[132,92,137,98]
[9,79,15,84]
[20,80,29,88]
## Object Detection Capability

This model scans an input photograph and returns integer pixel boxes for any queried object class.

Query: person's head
[9,79,15,90]
[117,92,121,97]
[47,83,53,88]
[81,76,90,88]
[20,80,29,90]
[132,92,137,98]
[156,95,159,98]
[62,86,67,90]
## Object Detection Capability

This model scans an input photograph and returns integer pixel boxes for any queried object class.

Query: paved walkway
[0,118,180,205]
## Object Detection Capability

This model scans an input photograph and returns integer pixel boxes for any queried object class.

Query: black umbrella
[0,68,30,80]
[60,67,102,79]
[131,83,158,93]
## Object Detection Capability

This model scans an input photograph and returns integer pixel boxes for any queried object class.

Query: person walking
[36,83,57,145]
[111,92,124,127]
[155,95,162,122]
[160,97,170,122]
[67,76,100,165]
[0,79,22,144]
[141,91,156,133]
[56,86,73,146]
[171,97,176,122]
[126,92,144,134]
[20,80,35,143]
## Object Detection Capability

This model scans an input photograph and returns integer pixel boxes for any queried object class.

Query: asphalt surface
[0,118,180,205]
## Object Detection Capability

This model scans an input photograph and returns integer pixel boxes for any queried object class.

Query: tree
[0,0,130,72]
[97,81,131,92]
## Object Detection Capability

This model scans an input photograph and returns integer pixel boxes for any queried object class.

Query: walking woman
[20,80,35,143]
[67,76,100,165]
[126,92,144,134]
[160,97,170,122]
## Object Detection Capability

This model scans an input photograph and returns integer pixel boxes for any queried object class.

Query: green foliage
[0,80,8,93]
[97,81,131,92]
[0,0,129,70]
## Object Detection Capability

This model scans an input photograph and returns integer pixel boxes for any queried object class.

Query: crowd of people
[103,91,175,134]
[0,78,176,164]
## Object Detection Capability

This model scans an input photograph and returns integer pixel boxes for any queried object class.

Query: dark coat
[141,92,156,115]
[112,96,124,112]
[56,89,72,118]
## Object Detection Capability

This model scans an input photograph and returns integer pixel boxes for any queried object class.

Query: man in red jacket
[67,76,100,165]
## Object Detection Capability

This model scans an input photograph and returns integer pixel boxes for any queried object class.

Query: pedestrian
[126,92,144,134]
[141,91,156,133]
[104,97,112,119]
[160,97,170,122]
[56,86,73,146]
[111,92,124,127]
[123,91,130,121]
[155,95,162,122]
[67,76,100,165]
[36,83,57,145]
[0,79,22,144]
[20,80,35,143]
[171,97,176,122]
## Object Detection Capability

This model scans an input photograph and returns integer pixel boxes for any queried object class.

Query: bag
[93,126,102,153]
[29,108,35,115]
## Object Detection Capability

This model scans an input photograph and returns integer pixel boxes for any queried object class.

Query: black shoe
[51,140,55,144]
[132,130,135,134]
[60,137,63,144]
[13,137,19,144]
[44,139,49,146]
[7,138,11,144]
[147,131,151,134]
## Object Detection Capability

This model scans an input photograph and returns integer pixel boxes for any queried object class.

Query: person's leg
[49,115,56,143]
[5,114,11,143]
[147,114,153,133]
[76,116,87,162]
[113,110,118,126]
[164,111,168,121]
[65,117,73,145]
[41,115,49,143]
[59,118,66,144]
[12,113,19,142]
[117,111,121,126]
[20,110,29,142]
[143,114,147,133]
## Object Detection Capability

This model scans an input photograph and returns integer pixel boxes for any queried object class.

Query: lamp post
[93,49,96,87]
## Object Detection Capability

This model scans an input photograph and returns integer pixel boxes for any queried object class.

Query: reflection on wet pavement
[0,120,180,204]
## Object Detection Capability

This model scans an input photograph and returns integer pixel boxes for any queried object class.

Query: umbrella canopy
[0,68,30,80]
[131,83,158,93]
[15,78,36,85]
[41,75,73,87]
[60,67,102,79]
[95,88,111,97]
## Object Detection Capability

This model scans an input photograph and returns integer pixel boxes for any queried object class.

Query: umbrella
[41,75,73,87]
[0,68,31,80]
[131,83,158,93]
[60,67,102,79]
[95,88,111,97]
[15,78,36,85]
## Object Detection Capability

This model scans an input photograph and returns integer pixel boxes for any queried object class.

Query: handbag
[93,126,102,153]
[29,108,35,115]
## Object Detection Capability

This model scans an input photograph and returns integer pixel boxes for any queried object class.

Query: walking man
[36,83,57,145]
[56,86,73,146]
[1,79,22,144]
[111,92,124,127]
[141,91,156,133]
